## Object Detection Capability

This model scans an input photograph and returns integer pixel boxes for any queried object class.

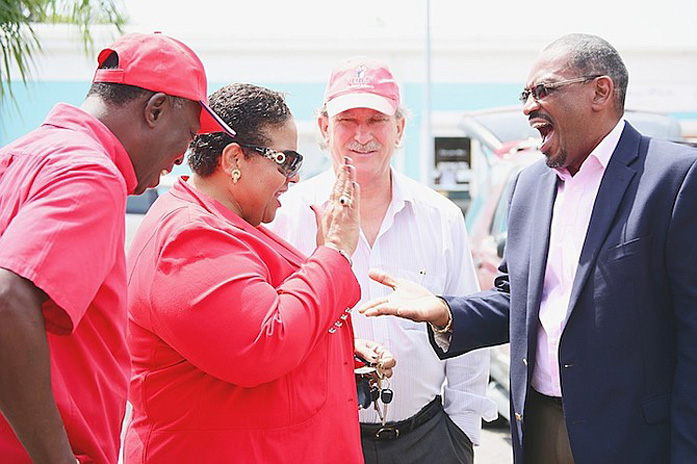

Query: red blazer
[125,178,363,463]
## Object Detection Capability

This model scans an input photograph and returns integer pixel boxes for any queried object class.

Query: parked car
[462,107,685,422]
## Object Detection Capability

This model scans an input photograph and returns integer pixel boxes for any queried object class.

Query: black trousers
[360,398,473,464]
[524,388,575,464]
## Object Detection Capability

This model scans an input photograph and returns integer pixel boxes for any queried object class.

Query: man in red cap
[272,56,495,464]
[0,32,233,463]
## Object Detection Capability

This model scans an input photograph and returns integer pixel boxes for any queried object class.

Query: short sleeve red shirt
[0,103,137,463]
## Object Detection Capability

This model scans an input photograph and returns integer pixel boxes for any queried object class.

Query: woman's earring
[231,168,241,184]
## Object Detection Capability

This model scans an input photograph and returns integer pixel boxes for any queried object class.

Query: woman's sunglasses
[236,143,303,178]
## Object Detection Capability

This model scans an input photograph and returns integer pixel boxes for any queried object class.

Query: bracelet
[430,298,453,334]
[325,244,353,267]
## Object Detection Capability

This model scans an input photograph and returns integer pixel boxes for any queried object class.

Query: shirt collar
[43,103,138,193]
[389,168,414,213]
[553,119,625,181]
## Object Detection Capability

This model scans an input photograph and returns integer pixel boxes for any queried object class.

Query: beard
[545,149,567,169]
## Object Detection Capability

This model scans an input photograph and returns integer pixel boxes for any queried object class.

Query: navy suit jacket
[432,123,697,464]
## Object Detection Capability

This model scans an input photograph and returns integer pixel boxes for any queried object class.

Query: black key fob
[381,388,394,404]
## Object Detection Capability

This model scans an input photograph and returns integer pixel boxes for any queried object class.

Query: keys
[354,354,395,421]
[381,387,394,404]
[370,385,380,402]
[373,393,385,426]
[369,376,394,426]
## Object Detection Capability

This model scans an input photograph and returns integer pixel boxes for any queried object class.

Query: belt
[532,388,563,407]
[360,395,442,441]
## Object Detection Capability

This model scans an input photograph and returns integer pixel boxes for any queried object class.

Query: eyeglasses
[236,143,304,178]
[519,75,603,103]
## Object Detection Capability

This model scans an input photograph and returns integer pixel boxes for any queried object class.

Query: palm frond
[1,0,126,105]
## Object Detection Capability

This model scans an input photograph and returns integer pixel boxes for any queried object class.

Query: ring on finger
[339,195,351,206]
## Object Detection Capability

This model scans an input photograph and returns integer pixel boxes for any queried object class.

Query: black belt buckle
[375,426,400,440]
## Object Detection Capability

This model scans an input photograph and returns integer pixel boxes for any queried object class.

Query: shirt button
[522,358,528,366]
[515,413,523,421]
[334,321,343,328]
[328,327,337,334]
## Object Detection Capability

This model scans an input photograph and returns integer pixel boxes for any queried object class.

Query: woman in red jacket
[124,83,392,463]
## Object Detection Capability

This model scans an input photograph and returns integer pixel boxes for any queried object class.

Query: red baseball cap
[92,32,235,137]
[324,56,400,117]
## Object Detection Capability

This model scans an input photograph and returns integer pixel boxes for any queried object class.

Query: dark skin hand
[0,268,77,463]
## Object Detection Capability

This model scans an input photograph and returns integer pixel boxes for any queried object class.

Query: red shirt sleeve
[145,224,360,387]
[0,161,125,334]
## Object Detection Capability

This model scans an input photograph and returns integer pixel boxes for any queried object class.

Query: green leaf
[1,0,127,106]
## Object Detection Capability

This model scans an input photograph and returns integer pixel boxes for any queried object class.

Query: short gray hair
[545,33,629,113]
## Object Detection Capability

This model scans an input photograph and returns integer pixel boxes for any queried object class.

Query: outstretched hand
[358,269,451,328]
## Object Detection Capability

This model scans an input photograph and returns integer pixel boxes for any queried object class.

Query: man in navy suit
[359,33,697,464]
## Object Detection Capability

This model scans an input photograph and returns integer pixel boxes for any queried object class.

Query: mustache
[528,111,553,124]
[347,141,381,152]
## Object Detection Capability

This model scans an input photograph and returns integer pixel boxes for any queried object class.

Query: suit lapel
[525,167,559,337]
[566,125,642,318]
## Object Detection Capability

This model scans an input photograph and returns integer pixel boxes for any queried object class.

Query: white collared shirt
[270,169,496,444]
[533,119,626,397]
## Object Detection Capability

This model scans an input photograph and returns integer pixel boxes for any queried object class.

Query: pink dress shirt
[532,120,625,397]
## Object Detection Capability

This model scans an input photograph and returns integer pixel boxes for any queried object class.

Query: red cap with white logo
[323,56,400,117]
[92,32,235,137]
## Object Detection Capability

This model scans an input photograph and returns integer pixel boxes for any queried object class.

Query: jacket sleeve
[431,275,511,359]
[148,225,360,387]
[667,159,697,462]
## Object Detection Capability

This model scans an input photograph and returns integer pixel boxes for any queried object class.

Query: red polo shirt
[0,103,137,463]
